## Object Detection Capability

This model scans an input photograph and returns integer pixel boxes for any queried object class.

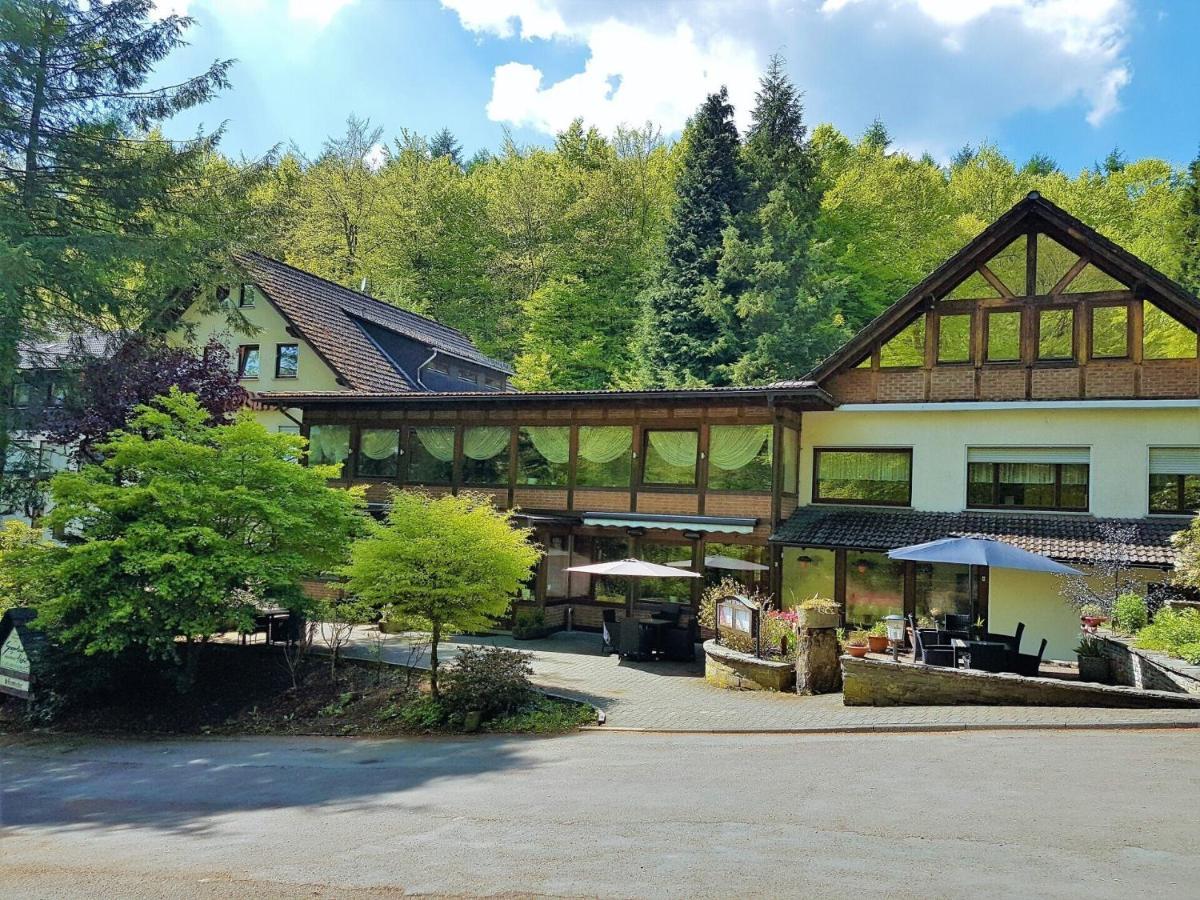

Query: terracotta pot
[1081,615,1107,628]
[867,635,889,653]
[845,644,869,658]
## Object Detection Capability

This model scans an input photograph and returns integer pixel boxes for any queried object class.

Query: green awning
[581,512,756,535]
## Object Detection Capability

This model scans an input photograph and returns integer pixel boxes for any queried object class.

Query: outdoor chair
[601,609,619,656]
[984,622,1025,655]
[1014,638,1048,677]
[908,615,955,668]
[944,614,972,633]
[618,617,654,661]
[662,621,697,662]
[964,641,1014,674]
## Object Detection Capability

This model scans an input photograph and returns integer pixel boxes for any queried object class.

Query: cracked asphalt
[2,729,1198,898]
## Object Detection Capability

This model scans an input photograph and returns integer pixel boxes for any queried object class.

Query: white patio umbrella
[566,558,702,614]
[666,554,770,572]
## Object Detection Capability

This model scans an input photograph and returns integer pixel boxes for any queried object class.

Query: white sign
[0,629,31,699]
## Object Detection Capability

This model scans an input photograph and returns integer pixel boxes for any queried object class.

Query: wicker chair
[601,608,618,656]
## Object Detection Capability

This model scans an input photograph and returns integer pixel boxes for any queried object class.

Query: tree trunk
[429,621,441,700]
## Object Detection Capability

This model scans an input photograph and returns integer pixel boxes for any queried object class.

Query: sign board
[0,608,41,701]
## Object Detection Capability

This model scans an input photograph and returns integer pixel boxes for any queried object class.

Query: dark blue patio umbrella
[886,536,1081,575]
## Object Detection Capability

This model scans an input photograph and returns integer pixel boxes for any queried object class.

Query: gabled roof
[18,330,115,370]
[234,252,512,393]
[807,192,1200,383]
[771,505,1183,567]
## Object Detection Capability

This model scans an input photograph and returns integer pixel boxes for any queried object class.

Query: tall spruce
[1181,148,1200,295]
[0,0,232,470]
[717,55,848,382]
[429,127,463,169]
[638,88,742,385]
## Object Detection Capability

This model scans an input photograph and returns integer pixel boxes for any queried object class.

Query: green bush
[439,646,534,723]
[484,696,595,733]
[1113,593,1148,634]
[397,696,446,729]
[1135,608,1200,662]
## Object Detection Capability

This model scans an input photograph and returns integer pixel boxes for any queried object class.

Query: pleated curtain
[462,426,511,460]
[578,426,632,463]
[646,430,697,467]
[708,425,770,471]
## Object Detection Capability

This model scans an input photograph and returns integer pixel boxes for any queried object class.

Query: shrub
[1135,608,1200,662]
[439,646,534,724]
[1112,593,1148,634]
[762,609,799,660]
[798,596,839,614]
[1075,636,1105,658]
[512,608,551,639]
[868,620,888,637]
[397,696,446,730]
[845,629,869,647]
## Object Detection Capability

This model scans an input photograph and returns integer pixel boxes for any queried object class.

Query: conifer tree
[1180,149,1200,295]
[429,127,463,169]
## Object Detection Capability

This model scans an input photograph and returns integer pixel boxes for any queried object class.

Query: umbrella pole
[627,578,635,617]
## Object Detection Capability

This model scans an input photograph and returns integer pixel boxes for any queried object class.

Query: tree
[1172,516,1200,592]
[861,118,891,151]
[29,390,365,688]
[1180,149,1200,295]
[342,491,540,699]
[0,0,233,480]
[46,337,247,461]
[0,520,49,612]
[1021,153,1058,177]
[638,88,743,385]
[429,127,463,169]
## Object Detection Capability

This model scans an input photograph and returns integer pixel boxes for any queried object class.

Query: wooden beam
[1051,255,1090,295]
[1025,229,1038,297]
[978,264,1015,299]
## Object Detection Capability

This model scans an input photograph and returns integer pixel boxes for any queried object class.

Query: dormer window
[428,359,449,375]
[459,369,479,384]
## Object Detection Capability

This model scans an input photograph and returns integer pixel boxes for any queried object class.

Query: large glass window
[967,449,1088,511]
[914,563,972,626]
[1038,307,1074,360]
[782,427,799,494]
[702,543,769,593]
[937,313,972,363]
[408,426,454,484]
[575,426,632,488]
[986,310,1021,361]
[545,534,571,600]
[639,541,694,604]
[780,547,835,610]
[985,234,1027,296]
[1090,305,1128,359]
[275,343,299,378]
[462,426,511,486]
[307,425,350,474]
[707,425,772,491]
[1144,303,1197,360]
[845,551,904,628]
[569,535,630,601]
[1148,448,1200,515]
[358,429,399,478]
[642,430,698,487]
[880,318,926,368]
[517,426,569,486]
[813,449,912,506]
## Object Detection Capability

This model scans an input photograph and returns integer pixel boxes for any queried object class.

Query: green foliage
[396,696,447,730]
[1135,608,1200,664]
[27,390,365,678]
[845,629,870,647]
[0,520,50,612]
[1181,150,1200,295]
[483,696,595,733]
[342,490,540,697]
[868,620,889,638]
[1112,593,1149,634]
[1171,516,1200,592]
[1075,636,1106,658]
[439,645,535,724]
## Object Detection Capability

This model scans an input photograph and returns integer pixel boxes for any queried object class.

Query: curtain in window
[708,425,770,471]
[647,431,698,467]
[525,426,570,464]
[360,429,399,460]
[462,426,510,460]
[998,463,1054,484]
[414,427,455,462]
[821,451,909,481]
[578,426,631,463]
[308,425,349,463]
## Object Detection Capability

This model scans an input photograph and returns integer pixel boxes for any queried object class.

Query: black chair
[662,621,696,662]
[908,615,956,667]
[944,613,972,633]
[1015,638,1048,676]
[964,641,1014,673]
[654,605,681,625]
[618,617,654,660]
[601,609,618,656]
[985,622,1025,655]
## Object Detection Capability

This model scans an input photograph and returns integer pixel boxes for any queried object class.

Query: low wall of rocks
[842,655,1200,709]
[704,640,795,692]
[1098,634,1200,694]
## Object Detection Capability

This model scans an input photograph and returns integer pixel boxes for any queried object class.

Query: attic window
[945,270,999,301]
[1035,233,1078,294]
[879,318,925,368]
[238,284,255,308]
[936,313,972,363]
[428,359,449,375]
[459,369,479,384]
[985,234,1027,296]
[485,375,505,388]
[1144,303,1197,360]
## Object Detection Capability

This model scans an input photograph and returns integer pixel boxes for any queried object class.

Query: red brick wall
[572,488,629,512]
[876,370,926,403]
[703,493,771,519]
[929,367,975,401]
[978,367,1026,401]
[636,491,700,515]
[1030,366,1079,399]
[1084,362,1137,398]
[1141,359,1199,398]
[513,487,568,510]
[824,369,874,403]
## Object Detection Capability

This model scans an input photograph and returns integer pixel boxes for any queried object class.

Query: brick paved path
[341,627,1200,732]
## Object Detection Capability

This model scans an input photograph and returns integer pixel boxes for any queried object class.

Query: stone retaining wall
[704,640,795,692]
[1098,634,1200,695]
[842,656,1200,709]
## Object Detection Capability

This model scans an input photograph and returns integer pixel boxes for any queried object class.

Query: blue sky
[154,0,1200,172]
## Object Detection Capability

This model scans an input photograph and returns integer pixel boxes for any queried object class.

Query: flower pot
[1080,615,1107,632]
[797,608,840,630]
[845,644,869,658]
[1077,656,1110,684]
[867,635,889,654]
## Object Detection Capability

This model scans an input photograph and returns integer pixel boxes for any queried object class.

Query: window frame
[705,424,775,493]
[1088,301,1131,361]
[405,425,454,486]
[983,308,1023,363]
[1036,305,1076,362]
[640,427,701,490]
[237,284,255,308]
[355,427,402,481]
[811,447,914,508]
[966,460,1090,512]
[458,368,479,385]
[237,344,261,379]
[935,311,973,365]
[274,343,299,378]
[1148,473,1198,516]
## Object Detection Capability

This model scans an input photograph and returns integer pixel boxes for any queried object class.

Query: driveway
[3,729,1199,898]
[341,628,1200,732]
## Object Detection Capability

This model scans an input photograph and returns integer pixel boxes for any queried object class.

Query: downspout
[414,349,438,391]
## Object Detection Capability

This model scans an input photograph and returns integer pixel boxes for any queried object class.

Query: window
[780,548,836,610]
[462,426,511,485]
[946,270,1000,301]
[642,429,699,487]
[485,375,505,388]
[275,343,299,378]
[813,449,912,506]
[1148,448,1200,515]
[516,426,569,486]
[408,426,454,484]
[358,429,400,479]
[914,563,972,625]
[704,543,769,593]
[1144,303,1197,360]
[986,310,1021,362]
[638,541,694,604]
[707,425,772,491]
[967,447,1089,511]
[1090,305,1128,359]
[277,425,301,434]
[782,426,799,494]
[985,234,1027,296]
[1035,233,1078,295]
[937,313,972,363]
[845,551,905,628]
[306,425,350,474]
[569,535,629,600]
[575,426,632,488]
[880,318,925,368]
[428,359,450,375]
[11,380,32,407]
[1038,307,1074,360]
[458,369,479,384]
[237,344,260,378]
[238,284,255,308]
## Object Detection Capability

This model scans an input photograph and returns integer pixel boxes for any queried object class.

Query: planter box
[1077,656,1110,684]
[704,640,795,692]
[796,608,840,631]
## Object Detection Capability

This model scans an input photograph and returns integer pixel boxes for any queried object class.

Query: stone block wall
[704,640,795,692]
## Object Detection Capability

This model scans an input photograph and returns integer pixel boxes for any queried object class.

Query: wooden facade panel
[636,492,700,516]
[929,367,976,401]
[1140,359,1200,398]
[572,489,629,512]
[1084,362,1137,398]
[1030,366,1080,399]
[978,367,1027,401]
[513,488,569,510]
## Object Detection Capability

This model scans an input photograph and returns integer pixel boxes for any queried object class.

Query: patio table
[951,638,1008,669]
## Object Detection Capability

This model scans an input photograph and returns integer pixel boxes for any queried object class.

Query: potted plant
[796,596,840,631]
[1079,602,1107,632]
[843,628,870,658]
[866,620,890,654]
[1075,636,1110,684]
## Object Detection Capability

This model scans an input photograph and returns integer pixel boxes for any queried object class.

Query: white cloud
[441,0,569,40]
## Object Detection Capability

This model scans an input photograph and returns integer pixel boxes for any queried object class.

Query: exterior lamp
[796,555,812,569]
[883,615,906,662]
[854,558,872,574]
